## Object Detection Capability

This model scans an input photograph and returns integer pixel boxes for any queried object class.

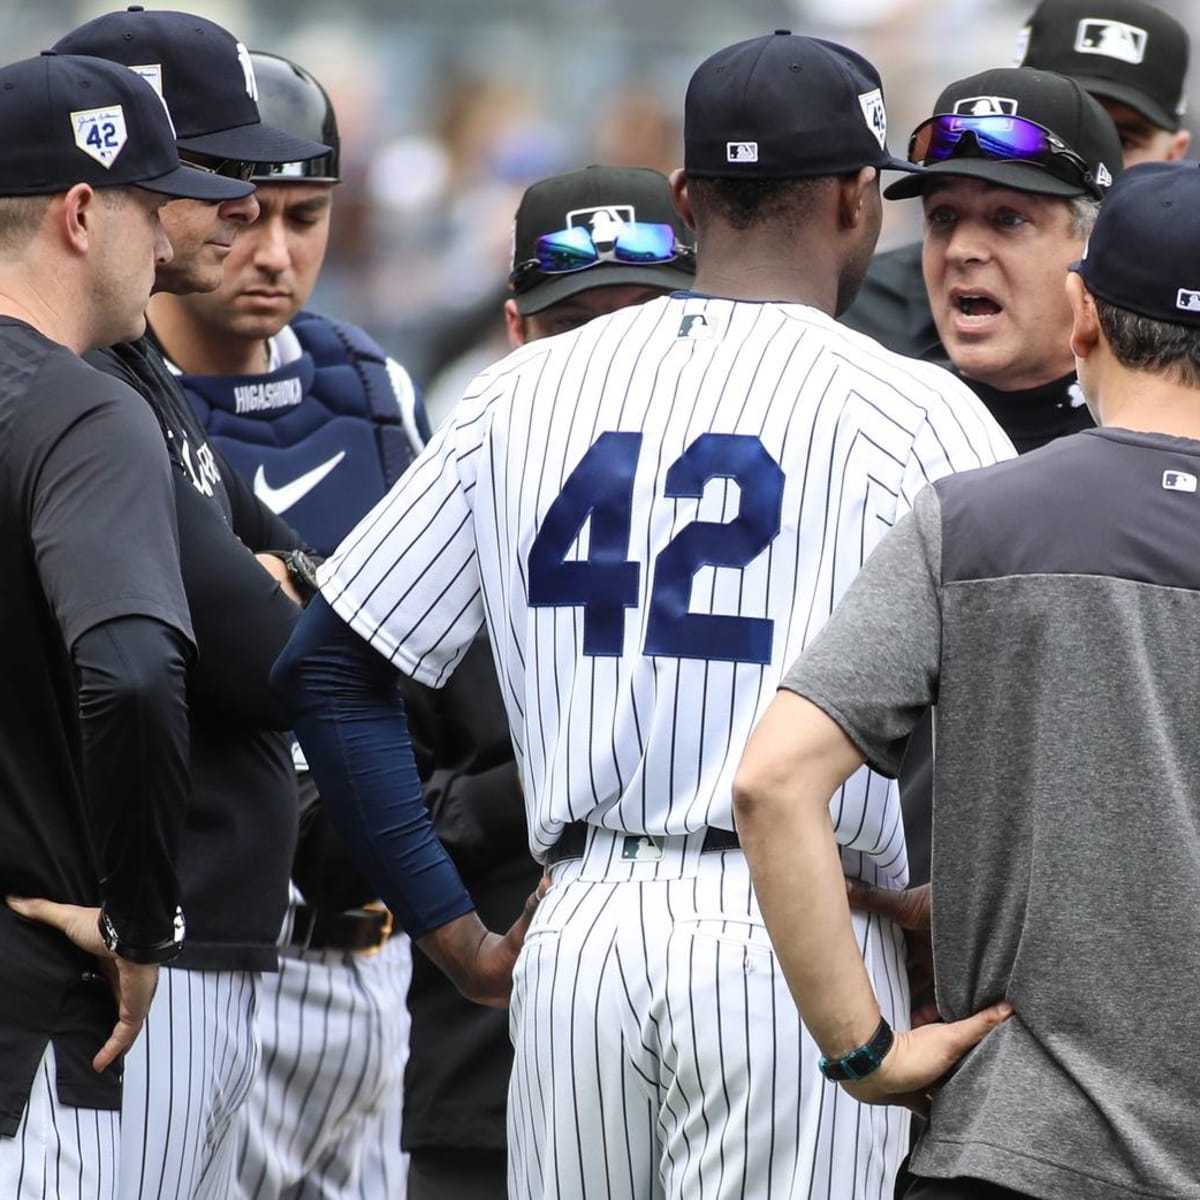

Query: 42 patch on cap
[71,105,127,167]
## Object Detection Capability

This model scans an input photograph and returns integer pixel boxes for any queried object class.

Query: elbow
[731,757,776,836]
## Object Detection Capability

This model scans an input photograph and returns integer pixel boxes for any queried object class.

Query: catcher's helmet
[249,51,340,183]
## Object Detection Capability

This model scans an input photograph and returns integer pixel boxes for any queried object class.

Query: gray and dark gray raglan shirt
[782,427,1200,1200]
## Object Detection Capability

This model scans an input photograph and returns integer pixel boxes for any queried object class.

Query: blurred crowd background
[5,0,1196,421]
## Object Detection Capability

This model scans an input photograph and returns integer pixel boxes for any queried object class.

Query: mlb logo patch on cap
[1074,19,1147,64]
[727,142,758,164]
[1176,289,1200,314]
[567,205,634,236]
[952,96,1019,116]
[71,105,127,167]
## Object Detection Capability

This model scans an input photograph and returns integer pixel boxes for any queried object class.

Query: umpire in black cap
[842,0,1189,363]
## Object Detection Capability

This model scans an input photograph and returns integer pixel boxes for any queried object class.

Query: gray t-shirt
[783,427,1200,1200]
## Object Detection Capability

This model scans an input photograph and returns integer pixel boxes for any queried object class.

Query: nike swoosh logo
[253,451,346,513]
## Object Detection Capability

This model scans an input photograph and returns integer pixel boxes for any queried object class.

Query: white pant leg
[0,1042,120,1200]
[117,968,260,1200]
[508,834,909,1200]
[236,934,410,1200]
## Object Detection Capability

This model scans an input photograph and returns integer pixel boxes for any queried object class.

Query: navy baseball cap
[509,166,696,315]
[0,52,250,201]
[1072,162,1200,326]
[885,67,1123,201]
[684,31,919,179]
[53,7,329,165]
[1017,0,1189,132]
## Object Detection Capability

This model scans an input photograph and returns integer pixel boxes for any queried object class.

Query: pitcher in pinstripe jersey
[273,32,1015,1199]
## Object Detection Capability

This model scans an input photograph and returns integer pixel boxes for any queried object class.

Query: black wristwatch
[98,906,186,965]
[265,549,322,606]
[818,1016,894,1082]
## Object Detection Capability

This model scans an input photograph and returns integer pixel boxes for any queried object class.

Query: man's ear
[838,166,877,230]
[1066,271,1100,360]
[1167,129,1191,161]
[669,168,695,231]
[59,183,98,256]
[504,298,528,349]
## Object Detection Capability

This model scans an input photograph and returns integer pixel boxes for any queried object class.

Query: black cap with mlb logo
[684,31,918,179]
[1017,0,1189,132]
[53,6,329,164]
[0,52,250,200]
[884,67,1124,200]
[1072,161,1200,326]
[509,165,696,315]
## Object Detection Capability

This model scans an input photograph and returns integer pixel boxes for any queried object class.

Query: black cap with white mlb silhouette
[509,165,696,315]
[53,6,329,164]
[885,67,1123,201]
[0,52,250,200]
[1072,161,1200,327]
[1017,0,1189,132]
[684,30,919,179]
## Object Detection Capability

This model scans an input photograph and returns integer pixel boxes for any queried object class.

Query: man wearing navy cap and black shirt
[735,158,1200,1200]
[0,51,243,1200]
[273,30,1010,1199]
[843,0,1188,361]
[26,10,331,1200]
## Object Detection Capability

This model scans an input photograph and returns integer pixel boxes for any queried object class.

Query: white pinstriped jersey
[319,294,1014,878]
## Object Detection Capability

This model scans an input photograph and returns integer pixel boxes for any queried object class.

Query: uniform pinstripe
[319,293,1014,1197]
[0,1044,120,1200]
[234,895,411,1200]
[116,968,259,1200]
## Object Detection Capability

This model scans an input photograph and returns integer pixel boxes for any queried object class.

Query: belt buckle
[357,901,394,956]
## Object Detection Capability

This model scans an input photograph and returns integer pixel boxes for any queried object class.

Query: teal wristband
[818,1016,894,1082]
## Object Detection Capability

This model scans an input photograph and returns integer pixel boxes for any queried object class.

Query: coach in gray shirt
[733,160,1200,1200]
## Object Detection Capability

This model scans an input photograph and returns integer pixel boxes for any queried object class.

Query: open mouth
[955,294,1002,320]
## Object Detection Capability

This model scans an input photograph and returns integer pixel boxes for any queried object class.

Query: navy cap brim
[134,161,255,202]
[884,158,1088,201]
[878,154,923,174]
[1067,74,1180,134]
[515,263,696,316]
[178,120,329,164]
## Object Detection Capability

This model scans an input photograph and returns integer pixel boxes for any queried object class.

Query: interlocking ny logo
[1075,19,1147,64]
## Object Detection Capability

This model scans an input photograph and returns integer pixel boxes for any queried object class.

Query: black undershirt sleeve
[74,615,191,946]
[174,478,301,729]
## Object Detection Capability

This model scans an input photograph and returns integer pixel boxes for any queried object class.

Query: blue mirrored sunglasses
[510,222,693,288]
[908,114,1101,197]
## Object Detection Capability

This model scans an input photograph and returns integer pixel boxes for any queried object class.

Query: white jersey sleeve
[317,386,492,686]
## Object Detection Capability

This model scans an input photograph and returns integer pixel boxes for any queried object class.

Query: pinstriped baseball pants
[0,1042,120,1200]
[508,831,909,1199]
[116,968,260,1200]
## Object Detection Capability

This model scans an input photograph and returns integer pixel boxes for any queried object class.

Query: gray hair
[1069,195,1101,239]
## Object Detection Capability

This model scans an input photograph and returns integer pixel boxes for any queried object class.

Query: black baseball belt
[546,821,740,865]
[286,903,394,955]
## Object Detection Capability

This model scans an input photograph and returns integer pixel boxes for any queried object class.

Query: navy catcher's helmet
[249,51,340,183]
